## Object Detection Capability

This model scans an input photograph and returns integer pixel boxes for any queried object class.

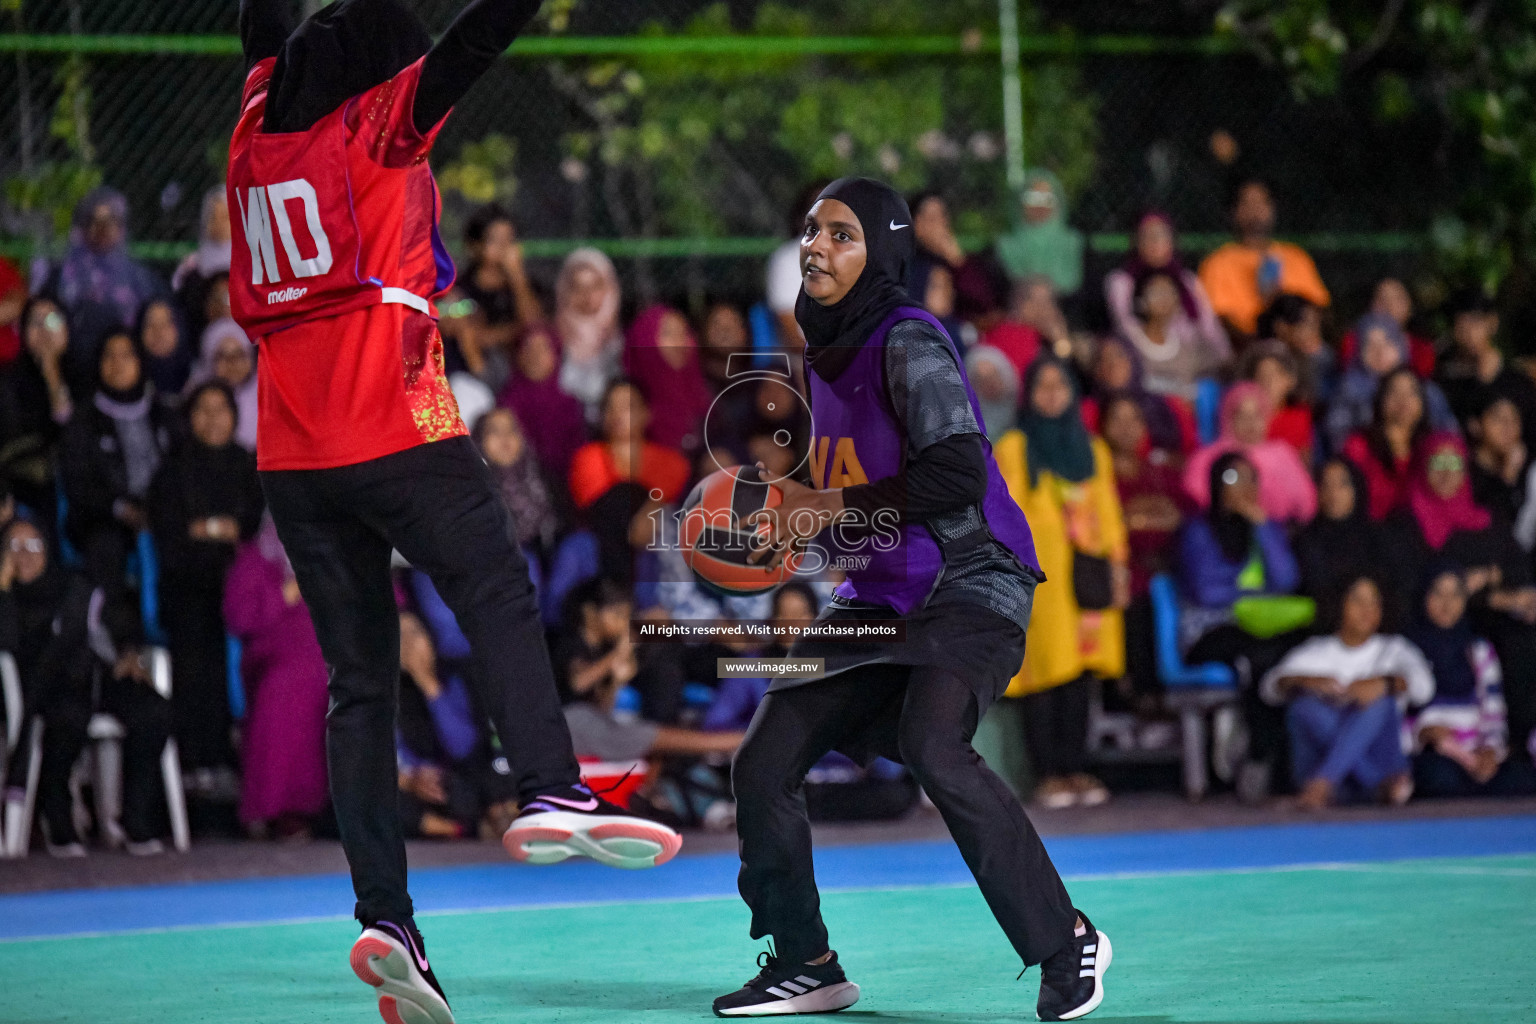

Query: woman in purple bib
[713,178,1113,1022]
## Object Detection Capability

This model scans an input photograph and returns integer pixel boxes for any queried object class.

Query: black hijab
[1406,564,1479,703]
[796,177,915,381]
[1208,451,1256,563]
[265,0,433,135]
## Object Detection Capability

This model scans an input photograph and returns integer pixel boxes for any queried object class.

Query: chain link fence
[0,0,1452,316]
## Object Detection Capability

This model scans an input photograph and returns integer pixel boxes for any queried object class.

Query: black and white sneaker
[1036,910,1112,1021]
[350,919,454,1024]
[503,783,682,869]
[712,950,860,1017]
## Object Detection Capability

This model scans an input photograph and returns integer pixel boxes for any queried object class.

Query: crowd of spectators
[2,170,1535,858]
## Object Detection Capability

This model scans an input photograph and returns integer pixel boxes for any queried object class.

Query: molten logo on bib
[266,286,308,304]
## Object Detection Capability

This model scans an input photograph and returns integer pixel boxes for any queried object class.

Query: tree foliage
[1218,0,1536,299]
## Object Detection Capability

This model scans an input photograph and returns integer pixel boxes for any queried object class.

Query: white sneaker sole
[503,810,682,869]
[350,930,455,1024]
[715,981,861,1016]
[1045,930,1113,1021]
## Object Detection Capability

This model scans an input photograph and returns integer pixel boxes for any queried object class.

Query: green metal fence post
[998,0,1026,193]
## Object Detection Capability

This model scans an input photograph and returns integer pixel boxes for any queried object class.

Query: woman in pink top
[1183,382,1317,524]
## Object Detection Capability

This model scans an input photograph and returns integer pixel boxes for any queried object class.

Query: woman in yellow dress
[995,356,1129,808]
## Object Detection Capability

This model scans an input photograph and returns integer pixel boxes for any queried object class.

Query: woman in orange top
[568,377,691,580]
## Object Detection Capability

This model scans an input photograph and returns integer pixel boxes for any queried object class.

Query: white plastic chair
[0,647,189,857]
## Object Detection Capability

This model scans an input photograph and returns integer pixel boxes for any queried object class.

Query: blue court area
[3,815,1534,1023]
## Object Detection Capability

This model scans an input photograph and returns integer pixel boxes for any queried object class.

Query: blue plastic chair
[541,531,600,626]
[1194,377,1224,446]
[54,494,83,568]
[135,531,167,648]
[1149,573,1237,799]
[225,635,245,721]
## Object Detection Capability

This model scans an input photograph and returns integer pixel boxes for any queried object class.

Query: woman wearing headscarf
[45,188,166,362]
[1408,566,1536,797]
[1080,335,1195,458]
[995,356,1129,810]
[963,344,1020,441]
[171,187,234,341]
[0,298,75,512]
[1182,382,1316,524]
[554,247,623,418]
[137,298,195,398]
[497,322,589,487]
[1238,339,1313,457]
[717,178,1111,1022]
[908,191,1005,325]
[471,407,556,553]
[188,318,259,451]
[623,304,713,454]
[0,515,172,856]
[1103,213,1229,400]
[223,514,330,838]
[995,169,1084,295]
[1340,366,1433,520]
[1325,312,1456,454]
[1294,458,1395,602]
[149,381,264,776]
[1383,433,1536,757]
[58,329,173,596]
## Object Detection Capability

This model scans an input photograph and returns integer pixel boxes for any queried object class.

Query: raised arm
[239,0,294,68]
[415,0,545,135]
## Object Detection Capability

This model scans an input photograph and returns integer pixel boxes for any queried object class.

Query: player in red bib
[231,3,680,1021]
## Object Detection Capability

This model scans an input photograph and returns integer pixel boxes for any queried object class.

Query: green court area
[5,856,1533,1023]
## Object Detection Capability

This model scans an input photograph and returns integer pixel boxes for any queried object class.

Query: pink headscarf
[623,304,713,452]
[1184,381,1317,522]
[1409,433,1491,550]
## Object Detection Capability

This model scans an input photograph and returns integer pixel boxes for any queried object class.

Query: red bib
[227,58,451,339]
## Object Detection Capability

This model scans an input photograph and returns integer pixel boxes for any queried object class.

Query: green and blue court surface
[3,816,1534,1022]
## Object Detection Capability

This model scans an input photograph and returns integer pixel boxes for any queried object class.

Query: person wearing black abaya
[232,4,678,1018]
[148,382,264,776]
[717,178,1111,1022]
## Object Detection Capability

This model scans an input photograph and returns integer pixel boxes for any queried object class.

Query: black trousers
[732,663,1077,967]
[261,437,580,925]
[161,579,234,770]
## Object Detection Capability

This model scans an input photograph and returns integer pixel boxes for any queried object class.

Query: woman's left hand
[747,464,842,569]
[1111,562,1132,610]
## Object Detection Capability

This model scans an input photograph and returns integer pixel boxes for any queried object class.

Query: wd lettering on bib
[808,436,870,489]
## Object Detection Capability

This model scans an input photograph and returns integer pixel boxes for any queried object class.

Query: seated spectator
[625,305,713,455]
[1409,567,1536,798]
[1468,394,1529,525]
[1081,335,1195,458]
[1238,340,1313,457]
[396,611,518,840]
[59,330,172,595]
[137,298,193,398]
[1007,275,1072,364]
[909,254,964,342]
[569,379,690,582]
[1384,433,1536,754]
[170,187,232,341]
[0,251,26,365]
[1183,383,1316,524]
[149,382,263,777]
[996,169,1084,297]
[1258,293,1336,404]
[473,407,556,554]
[996,357,1127,808]
[979,309,1042,386]
[0,516,170,855]
[909,190,1003,327]
[455,203,544,345]
[1326,313,1456,454]
[1341,366,1434,520]
[45,188,166,374]
[963,345,1020,441]
[765,181,829,348]
[554,247,623,419]
[1260,575,1429,809]
[189,319,258,451]
[1198,178,1329,340]
[0,299,74,512]
[438,285,511,403]
[223,516,329,839]
[498,323,588,487]
[1340,278,1435,379]
[555,579,743,762]
[1104,212,1229,400]
[1436,290,1536,436]
[1295,458,1395,602]
[1101,394,1190,701]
